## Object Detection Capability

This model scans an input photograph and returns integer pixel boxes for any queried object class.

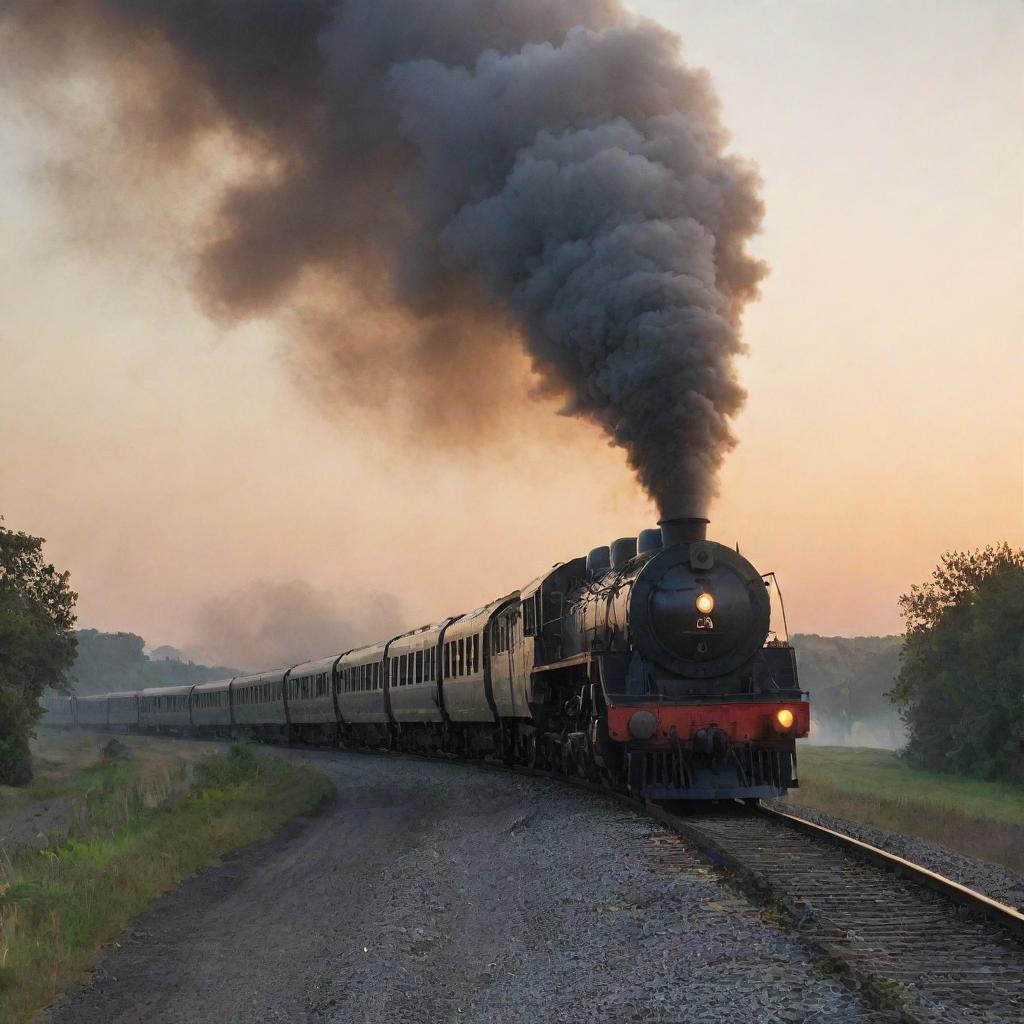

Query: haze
[1,0,1021,667]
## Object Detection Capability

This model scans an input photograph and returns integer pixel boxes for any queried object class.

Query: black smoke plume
[2,0,765,515]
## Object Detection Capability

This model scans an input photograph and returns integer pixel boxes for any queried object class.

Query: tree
[889,544,1024,781]
[0,520,78,784]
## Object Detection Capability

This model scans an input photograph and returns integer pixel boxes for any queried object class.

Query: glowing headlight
[776,708,795,729]
[695,592,715,615]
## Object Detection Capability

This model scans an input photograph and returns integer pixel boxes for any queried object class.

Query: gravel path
[772,797,1024,912]
[46,749,892,1024]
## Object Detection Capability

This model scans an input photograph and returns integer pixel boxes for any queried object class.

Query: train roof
[288,655,343,677]
[337,639,389,666]
[388,619,457,656]
[232,669,288,686]
[192,677,233,693]
[140,685,195,698]
[445,592,518,639]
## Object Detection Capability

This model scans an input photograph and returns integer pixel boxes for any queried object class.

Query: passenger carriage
[387,619,457,750]
[490,584,539,721]
[231,670,287,741]
[285,656,341,743]
[40,693,76,727]
[191,678,233,735]
[439,594,518,754]
[336,641,389,746]
[107,690,140,730]
[139,685,194,733]
[77,693,110,729]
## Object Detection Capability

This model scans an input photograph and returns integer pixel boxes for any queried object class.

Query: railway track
[643,801,1024,1024]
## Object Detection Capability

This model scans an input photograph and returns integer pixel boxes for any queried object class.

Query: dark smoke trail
[2,0,765,515]
[187,580,405,671]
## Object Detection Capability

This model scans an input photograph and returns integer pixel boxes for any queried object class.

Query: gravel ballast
[48,749,893,1024]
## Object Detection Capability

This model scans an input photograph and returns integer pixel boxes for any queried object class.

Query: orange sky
[1,0,1021,663]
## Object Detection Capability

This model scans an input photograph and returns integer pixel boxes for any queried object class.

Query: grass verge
[794,746,1024,875]
[0,740,333,1023]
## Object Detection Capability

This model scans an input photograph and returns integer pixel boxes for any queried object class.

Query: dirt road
[47,749,885,1024]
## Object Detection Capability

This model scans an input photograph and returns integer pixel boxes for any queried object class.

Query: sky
[1,0,1021,665]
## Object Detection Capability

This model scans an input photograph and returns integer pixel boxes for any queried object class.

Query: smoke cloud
[2,0,765,514]
[186,580,405,672]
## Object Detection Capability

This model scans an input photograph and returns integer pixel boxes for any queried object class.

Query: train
[42,517,810,801]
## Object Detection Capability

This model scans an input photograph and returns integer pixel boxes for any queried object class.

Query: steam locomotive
[43,518,809,801]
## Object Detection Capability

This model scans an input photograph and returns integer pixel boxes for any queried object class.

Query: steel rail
[756,803,1024,940]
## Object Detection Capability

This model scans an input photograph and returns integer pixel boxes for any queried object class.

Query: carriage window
[523,597,536,636]
[415,650,423,684]
[473,634,480,673]
[456,638,464,676]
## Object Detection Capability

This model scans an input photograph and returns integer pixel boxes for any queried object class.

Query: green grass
[0,730,215,813]
[0,738,333,1023]
[794,745,1024,875]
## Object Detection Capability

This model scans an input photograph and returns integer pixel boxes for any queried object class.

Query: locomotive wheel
[525,733,541,769]
[575,744,596,781]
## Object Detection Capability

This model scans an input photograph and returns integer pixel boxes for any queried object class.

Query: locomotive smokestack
[659,517,709,547]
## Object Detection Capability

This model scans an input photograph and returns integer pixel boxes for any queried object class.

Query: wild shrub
[890,545,1024,782]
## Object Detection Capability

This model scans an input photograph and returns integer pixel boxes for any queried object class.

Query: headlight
[775,708,794,729]
[695,592,715,615]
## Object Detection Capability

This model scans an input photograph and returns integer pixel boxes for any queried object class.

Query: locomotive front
[566,518,809,800]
